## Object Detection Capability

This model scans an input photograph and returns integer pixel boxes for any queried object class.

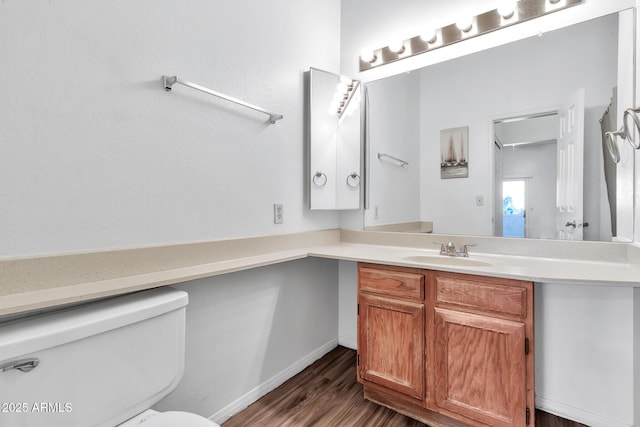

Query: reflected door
[494,141,504,237]
[556,89,585,240]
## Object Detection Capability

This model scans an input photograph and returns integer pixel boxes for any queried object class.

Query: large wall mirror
[306,68,362,210]
[363,10,635,241]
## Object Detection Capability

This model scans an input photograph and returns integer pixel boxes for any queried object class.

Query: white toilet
[0,287,219,427]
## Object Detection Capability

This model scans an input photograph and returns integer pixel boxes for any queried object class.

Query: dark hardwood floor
[223,345,425,427]
[223,346,586,427]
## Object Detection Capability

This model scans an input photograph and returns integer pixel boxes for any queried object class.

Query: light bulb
[388,40,405,54]
[420,29,437,44]
[497,0,517,19]
[456,16,473,32]
[340,76,352,86]
[337,82,349,94]
[360,49,376,63]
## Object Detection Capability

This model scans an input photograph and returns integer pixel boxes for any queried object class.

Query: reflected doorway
[493,111,560,239]
[503,180,526,238]
[493,89,586,240]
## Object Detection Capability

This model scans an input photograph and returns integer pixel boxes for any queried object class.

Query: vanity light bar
[338,81,360,117]
[359,0,584,72]
[329,78,361,118]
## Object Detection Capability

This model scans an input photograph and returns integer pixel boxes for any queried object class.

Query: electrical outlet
[274,204,284,224]
[476,196,484,206]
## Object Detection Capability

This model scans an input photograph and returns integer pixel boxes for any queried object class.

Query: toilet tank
[0,287,189,427]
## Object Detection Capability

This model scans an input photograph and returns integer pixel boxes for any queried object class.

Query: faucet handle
[457,243,477,257]
[433,241,446,255]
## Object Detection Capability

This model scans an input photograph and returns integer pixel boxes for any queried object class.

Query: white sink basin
[402,254,492,267]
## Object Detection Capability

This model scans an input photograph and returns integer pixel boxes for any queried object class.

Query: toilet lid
[139,411,219,427]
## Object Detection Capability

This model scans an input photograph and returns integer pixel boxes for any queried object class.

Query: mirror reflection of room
[364,12,627,241]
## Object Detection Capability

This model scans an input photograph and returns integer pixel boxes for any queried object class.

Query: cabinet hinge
[526,407,531,425]
[357,354,360,366]
[525,337,530,355]
[357,303,360,315]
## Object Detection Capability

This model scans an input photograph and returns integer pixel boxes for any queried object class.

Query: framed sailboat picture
[440,126,469,179]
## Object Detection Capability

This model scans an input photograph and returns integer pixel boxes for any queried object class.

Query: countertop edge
[0,250,310,317]
[2,230,639,317]
[308,244,640,287]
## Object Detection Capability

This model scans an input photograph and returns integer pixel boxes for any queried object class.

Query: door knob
[565,221,589,229]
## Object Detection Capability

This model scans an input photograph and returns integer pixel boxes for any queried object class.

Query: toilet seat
[119,409,219,427]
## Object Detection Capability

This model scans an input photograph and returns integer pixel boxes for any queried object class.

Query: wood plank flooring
[222,346,586,427]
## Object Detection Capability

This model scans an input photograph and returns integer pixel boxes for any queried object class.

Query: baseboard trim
[536,396,632,427]
[209,339,339,425]
[338,336,357,350]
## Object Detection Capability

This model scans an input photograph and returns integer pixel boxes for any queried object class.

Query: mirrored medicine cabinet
[306,68,362,210]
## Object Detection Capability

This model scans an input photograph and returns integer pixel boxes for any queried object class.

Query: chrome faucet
[439,242,458,256]
[434,242,476,257]
[457,243,476,257]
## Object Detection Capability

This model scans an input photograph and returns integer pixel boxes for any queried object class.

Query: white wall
[636,4,640,245]
[535,283,635,427]
[615,8,636,242]
[363,72,421,226]
[155,257,339,424]
[635,287,640,427]
[502,143,557,240]
[0,2,344,424]
[0,0,341,257]
[338,260,358,349]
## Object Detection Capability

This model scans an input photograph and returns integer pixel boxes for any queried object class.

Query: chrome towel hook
[623,108,640,149]
[312,171,328,187]
[605,107,640,164]
[346,172,361,188]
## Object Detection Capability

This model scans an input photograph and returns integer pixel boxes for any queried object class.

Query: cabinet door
[359,293,425,400]
[433,308,527,427]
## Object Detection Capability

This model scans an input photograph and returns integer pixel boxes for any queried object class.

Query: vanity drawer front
[359,264,424,300]
[435,273,528,319]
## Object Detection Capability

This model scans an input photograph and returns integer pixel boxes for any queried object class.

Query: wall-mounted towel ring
[312,171,327,187]
[623,108,640,149]
[605,130,622,163]
[346,172,361,188]
[605,107,640,163]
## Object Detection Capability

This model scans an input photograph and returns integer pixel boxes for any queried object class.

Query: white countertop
[1,229,639,317]
[309,243,640,286]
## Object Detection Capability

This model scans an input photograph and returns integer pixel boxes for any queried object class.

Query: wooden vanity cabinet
[357,264,426,400]
[429,271,534,427]
[357,263,534,427]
